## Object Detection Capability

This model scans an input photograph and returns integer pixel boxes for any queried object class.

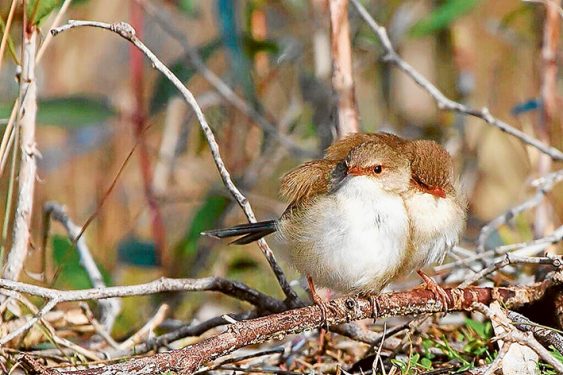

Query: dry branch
[0,276,285,313]
[43,202,121,332]
[3,24,38,281]
[49,20,300,305]
[59,283,553,374]
[329,0,360,136]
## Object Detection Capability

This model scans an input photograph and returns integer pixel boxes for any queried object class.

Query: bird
[202,132,466,311]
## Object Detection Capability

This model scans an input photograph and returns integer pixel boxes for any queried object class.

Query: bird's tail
[201,220,277,245]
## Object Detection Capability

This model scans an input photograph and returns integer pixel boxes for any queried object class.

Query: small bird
[203,132,466,309]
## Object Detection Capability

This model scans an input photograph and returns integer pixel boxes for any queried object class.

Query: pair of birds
[204,132,466,311]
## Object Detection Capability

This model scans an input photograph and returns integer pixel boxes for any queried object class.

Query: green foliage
[149,40,222,114]
[117,238,159,267]
[51,235,111,290]
[410,0,480,37]
[538,346,563,374]
[178,194,230,258]
[242,33,279,60]
[391,352,433,374]
[0,96,115,128]
[37,96,115,127]
[177,0,197,16]
[27,0,62,26]
[0,16,19,64]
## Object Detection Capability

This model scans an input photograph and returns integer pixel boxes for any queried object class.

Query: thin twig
[44,202,121,332]
[436,225,563,272]
[477,170,563,252]
[35,0,73,63]
[0,276,285,312]
[138,0,313,158]
[350,0,563,161]
[508,310,563,353]
[0,0,18,72]
[50,20,300,305]
[459,254,562,288]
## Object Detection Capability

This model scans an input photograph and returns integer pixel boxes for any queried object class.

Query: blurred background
[0,0,561,338]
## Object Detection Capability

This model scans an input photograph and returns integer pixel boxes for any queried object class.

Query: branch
[3,24,38,281]
[50,20,300,305]
[349,0,563,161]
[138,0,313,158]
[59,283,554,374]
[459,254,562,288]
[329,0,360,136]
[474,302,563,373]
[0,276,285,313]
[477,170,563,252]
[43,202,121,332]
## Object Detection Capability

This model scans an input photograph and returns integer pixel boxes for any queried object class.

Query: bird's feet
[417,270,451,310]
[307,275,331,328]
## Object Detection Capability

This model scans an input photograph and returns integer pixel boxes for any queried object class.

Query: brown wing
[324,132,406,160]
[279,159,338,205]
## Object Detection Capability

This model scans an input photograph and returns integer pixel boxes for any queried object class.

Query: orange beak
[347,166,363,176]
[426,186,446,199]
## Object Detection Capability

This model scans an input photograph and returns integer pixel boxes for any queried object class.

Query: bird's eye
[373,165,383,174]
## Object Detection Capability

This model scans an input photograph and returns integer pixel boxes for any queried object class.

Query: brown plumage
[203,132,466,302]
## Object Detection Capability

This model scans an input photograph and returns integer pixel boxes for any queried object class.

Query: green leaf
[117,238,159,267]
[149,39,222,114]
[0,97,115,127]
[51,235,111,289]
[464,318,492,340]
[38,96,115,127]
[0,16,19,64]
[177,0,197,16]
[178,194,230,257]
[410,0,480,37]
[242,33,279,59]
[27,0,62,26]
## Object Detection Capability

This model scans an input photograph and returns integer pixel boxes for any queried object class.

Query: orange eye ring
[373,165,383,174]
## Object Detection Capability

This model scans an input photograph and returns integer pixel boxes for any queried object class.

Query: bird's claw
[417,270,451,310]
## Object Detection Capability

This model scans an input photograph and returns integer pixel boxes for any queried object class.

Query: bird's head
[408,140,455,199]
[345,141,411,194]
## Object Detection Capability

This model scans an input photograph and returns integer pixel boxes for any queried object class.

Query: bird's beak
[347,166,363,176]
[427,186,446,199]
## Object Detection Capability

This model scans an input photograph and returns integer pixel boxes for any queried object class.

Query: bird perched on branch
[203,132,466,312]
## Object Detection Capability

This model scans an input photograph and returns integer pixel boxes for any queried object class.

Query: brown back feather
[279,159,338,205]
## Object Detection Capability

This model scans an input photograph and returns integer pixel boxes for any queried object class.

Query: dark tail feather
[201,220,277,245]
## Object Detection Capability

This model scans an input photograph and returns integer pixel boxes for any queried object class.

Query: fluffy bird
[203,132,466,307]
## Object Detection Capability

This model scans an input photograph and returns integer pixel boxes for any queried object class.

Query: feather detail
[324,132,406,161]
[279,159,337,205]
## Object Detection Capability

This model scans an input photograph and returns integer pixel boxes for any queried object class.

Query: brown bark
[63,283,552,374]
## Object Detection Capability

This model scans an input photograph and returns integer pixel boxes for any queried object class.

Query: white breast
[278,176,410,293]
[404,192,464,270]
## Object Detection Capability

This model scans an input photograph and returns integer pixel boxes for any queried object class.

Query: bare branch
[459,254,562,288]
[329,0,360,136]
[50,20,300,305]
[3,26,38,281]
[59,283,554,374]
[0,276,285,312]
[477,170,563,252]
[349,0,563,161]
[474,302,563,373]
[138,0,313,158]
[44,202,121,332]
